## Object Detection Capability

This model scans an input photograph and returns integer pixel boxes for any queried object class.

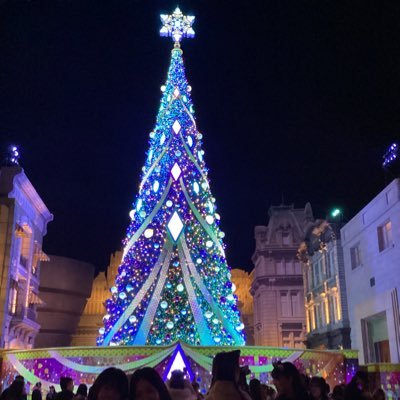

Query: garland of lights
[97,8,245,347]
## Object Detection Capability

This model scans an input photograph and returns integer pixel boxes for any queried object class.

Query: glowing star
[167,211,184,241]
[205,215,214,225]
[173,87,180,98]
[172,120,181,134]
[160,7,195,46]
[171,163,182,181]
[153,180,159,192]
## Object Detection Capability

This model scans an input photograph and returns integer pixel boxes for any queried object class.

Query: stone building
[251,204,308,347]
[230,269,254,345]
[298,219,351,349]
[341,178,400,363]
[0,164,52,349]
[35,255,95,347]
[71,251,121,346]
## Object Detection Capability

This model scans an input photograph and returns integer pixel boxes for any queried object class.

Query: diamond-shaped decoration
[167,211,184,241]
[173,87,180,98]
[171,163,182,181]
[172,120,181,134]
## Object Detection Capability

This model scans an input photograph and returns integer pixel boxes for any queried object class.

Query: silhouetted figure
[3,381,26,400]
[249,379,263,400]
[271,362,310,400]
[54,378,74,400]
[205,350,252,400]
[46,387,56,400]
[344,371,372,400]
[166,370,196,400]
[309,377,328,400]
[331,384,345,400]
[74,385,88,400]
[372,389,385,400]
[130,367,172,400]
[88,368,128,400]
[32,382,42,400]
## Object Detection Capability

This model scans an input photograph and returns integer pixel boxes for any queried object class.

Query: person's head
[14,376,24,383]
[8,380,26,397]
[212,350,241,383]
[60,377,74,392]
[35,382,42,390]
[130,367,171,400]
[249,379,263,400]
[77,384,88,397]
[353,371,369,392]
[331,384,345,400]
[49,386,56,394]
[265,385,276,399]
[309,377,327,399]
[168,370,185,390]
[271,362,305,398]
[88,368,128,400]
[372,388,386,400]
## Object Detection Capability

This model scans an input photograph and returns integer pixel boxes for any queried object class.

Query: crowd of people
[0,350,388,400]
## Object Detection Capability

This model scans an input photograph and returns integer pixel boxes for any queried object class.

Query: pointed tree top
[160,7,195,48]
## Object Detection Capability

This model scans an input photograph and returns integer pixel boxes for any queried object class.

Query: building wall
[230,269,254,345]
[251,204,309,347]
[0,166,53,349]
[35,255,95,347]
[341,178,400,363]
[71,251,122,346]
[299,219,351,349]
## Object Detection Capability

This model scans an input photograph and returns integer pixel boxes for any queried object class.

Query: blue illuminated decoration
[383,142,399,168]
[97,8,245,347]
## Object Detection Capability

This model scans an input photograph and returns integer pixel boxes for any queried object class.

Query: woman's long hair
[130,368,172,400]
[88,368,128,400]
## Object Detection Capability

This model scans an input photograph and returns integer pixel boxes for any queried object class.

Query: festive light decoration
[0,344,360,394]
[97,9,245,347]
[383,142,399,168]
[331,208,341,218]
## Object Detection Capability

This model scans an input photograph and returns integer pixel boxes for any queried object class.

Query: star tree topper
[160,7,195,47]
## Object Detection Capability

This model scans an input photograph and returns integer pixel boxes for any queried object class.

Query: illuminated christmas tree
[98,8,245,347]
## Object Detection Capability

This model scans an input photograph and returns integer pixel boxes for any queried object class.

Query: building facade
[341,178,400,364]
[230,269,254,345]
[35,255,95,348]
[251,204,309,347]
[0,165,52,349]
[72,251,121,346]
[298,219,351,349]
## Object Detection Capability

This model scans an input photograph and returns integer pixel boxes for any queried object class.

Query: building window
[276,260,285,275]
[314,304,322,328]
[282,231,291,246]
[291,292,302,316]
[329,295,335,323]
[377,221,393,252]
[280,292,291,317]
[306,267,312,291]
[285,261,294,275]
[350,244,362,269]
[362,312,391,363]
[8,280,18,315]
[328,251,335,277]
[294,262,302,275]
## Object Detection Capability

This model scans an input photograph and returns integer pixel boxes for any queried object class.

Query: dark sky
[1,0,400,271]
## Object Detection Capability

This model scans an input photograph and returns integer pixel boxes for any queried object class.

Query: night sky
[1,1,400,271]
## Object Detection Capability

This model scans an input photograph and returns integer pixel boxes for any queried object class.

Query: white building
[0,165,53,349]
[341,178,400,363]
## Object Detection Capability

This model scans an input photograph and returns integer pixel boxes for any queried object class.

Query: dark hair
[212,350,240,382]
[169,370,185,390]
[6,380,25,400]
[60,377,73,392]
[332,384,345,400]
[249,379,263,400]
[271,362,308,399]
[88,368,128,400]
[14,377,24,383]
[372,388,386,400]
[310,377,329,399]
[130,368,171,400]
[76,384,88,397]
